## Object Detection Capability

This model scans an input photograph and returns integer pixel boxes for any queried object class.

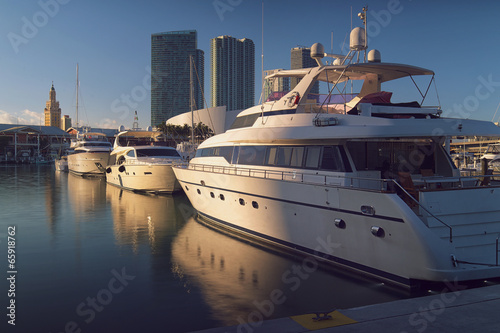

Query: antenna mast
[76,63,79,130]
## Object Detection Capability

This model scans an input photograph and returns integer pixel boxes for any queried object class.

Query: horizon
[1,0,500,129]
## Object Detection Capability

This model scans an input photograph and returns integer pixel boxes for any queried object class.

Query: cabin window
[126,150,136,158]
[266,147,278,165]
[277,147,293,166]
[238,146,266,165]
[320,146,346,171]
[304,146,321,169]
[290,147,304,167]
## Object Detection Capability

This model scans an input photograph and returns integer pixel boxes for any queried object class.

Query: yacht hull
[68,152,109,176]
[106,163,181,193]
[174,166,500,288]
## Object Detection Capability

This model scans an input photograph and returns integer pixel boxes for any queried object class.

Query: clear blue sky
[1,0,500,128]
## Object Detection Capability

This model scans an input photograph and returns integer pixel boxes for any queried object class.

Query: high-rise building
[151,30,204,127]
[61,115,72,131]
[44,83,61,127]
[290,47,319,94]
[211,36,255,111]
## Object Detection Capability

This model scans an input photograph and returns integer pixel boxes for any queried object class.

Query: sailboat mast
[76,63,79,130]
[189,55,194,144]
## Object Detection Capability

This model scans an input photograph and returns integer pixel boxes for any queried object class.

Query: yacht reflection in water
[171,217,410,327]
[106,184,188,253]
[67,173,107,218]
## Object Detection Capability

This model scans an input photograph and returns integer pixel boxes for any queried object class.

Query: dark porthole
[220,194,225,201]
[210,192,215,198]
[239,198,245,206]
[197,189,201,195]
[252,201,259,209]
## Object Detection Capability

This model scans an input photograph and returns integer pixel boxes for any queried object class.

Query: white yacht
[67,132,112,176]
[173,15,500,289]
[105,128,182,193]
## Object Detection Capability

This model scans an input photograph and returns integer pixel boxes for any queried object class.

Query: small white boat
[67,132,112,176]
[105,128,182,193]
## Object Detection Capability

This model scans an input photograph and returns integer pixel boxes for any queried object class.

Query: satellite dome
[350,27,366,51]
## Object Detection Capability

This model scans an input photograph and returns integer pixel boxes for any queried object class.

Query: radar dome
[350,27,366,51]
[368,49,381,63]
[310,43,325,60]
[118,125,125,132]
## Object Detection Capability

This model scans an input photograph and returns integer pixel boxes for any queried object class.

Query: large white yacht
[67,132,112,176]
[105,127,182,193]
[173,14,500,289]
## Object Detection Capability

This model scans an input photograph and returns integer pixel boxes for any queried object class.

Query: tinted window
[136,148,180,157]
[238,146,266,165]
[290,147,304,167]
[305,146,321,168]
[320,146,345,171]
[277,147,293,166]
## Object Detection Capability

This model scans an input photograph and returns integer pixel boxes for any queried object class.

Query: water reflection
[106,184,188,254]
[67,173,107,219]
[172,217,410,327]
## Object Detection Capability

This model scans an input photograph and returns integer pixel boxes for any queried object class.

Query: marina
[3,3,500,332]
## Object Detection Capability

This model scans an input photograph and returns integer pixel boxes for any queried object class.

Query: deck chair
[398,172,419,208]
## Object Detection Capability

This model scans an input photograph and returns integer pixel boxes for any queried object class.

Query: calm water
[1,165,414,333]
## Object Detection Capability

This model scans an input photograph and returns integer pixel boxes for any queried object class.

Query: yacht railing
[391,180,453,243]
[179,163,500,243]
[126,157,183,166]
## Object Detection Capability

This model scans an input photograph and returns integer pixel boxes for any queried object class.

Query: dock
[197,283,500,332]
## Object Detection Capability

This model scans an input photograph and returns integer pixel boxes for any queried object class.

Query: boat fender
[106,167,112,173]
[118,165,126,173]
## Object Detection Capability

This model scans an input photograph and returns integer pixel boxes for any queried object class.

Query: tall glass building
[151,30,204,127]
[210,36,255,111]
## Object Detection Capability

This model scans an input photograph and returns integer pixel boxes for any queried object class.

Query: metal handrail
[392,180,453,243]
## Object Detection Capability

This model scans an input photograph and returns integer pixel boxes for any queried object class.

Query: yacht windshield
[136,148,180,158]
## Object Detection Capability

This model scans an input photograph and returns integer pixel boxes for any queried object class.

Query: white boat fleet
[53,10,500,289]
[172,20,500,288]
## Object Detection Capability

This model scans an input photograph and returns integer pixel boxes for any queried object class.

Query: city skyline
[1,1,500,128]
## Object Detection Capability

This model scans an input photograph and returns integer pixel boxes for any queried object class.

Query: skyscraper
[211,36,255,111]
[44,83,61,127]
[290,47,319,94]
[151,30,204,127]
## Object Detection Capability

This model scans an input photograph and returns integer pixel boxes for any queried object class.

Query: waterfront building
[44,83,62,128]
[61,115,72,131]
[210,36,255,111]
[290,47,319,94]
[151,30,204,127]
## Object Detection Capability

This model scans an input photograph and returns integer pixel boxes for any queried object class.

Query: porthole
[185,186,189,191]
[210,192,215,198]
[197,189,201,195]
[252,201,259,209]
[239,198,245,206]
[220,194,225,201]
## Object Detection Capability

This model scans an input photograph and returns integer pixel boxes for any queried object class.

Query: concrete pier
[198,283,500,332]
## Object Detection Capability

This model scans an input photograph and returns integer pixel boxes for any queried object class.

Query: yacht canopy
[266,63,434,84]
